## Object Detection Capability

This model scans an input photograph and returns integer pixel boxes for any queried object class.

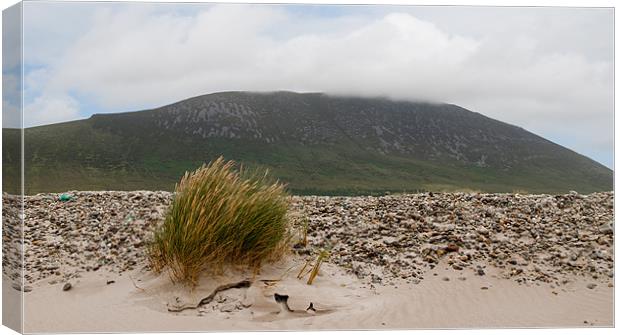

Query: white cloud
[35,7,483,108]
[24,94,80,127]
[21,3,613,166]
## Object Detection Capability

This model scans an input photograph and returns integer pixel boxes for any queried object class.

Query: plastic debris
[58,193,73,202]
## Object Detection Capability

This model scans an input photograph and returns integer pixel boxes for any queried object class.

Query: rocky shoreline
[2,191,614,290]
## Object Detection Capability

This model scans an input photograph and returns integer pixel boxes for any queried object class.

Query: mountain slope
[2,91,612,195]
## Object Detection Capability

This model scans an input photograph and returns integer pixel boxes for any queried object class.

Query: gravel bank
[2,191,614,289]
[293,191,614,287]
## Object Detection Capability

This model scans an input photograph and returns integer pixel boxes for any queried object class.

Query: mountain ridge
[2,91,612,195]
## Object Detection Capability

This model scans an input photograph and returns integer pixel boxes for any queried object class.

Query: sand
[18,259,613,333]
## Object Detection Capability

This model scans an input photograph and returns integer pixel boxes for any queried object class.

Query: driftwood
[167,280,252,312]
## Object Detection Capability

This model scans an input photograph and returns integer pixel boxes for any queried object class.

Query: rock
[45,263,60,271]
[476,226,489,235]
[599,224,613,235]
[481,286,489,290]
[477,268,485,276]
[445,243,459,253]
[219,304,236,313]
[586,283,597,290]
[12,283,32,292]
[63,282,72,291]
[382,237,398,245]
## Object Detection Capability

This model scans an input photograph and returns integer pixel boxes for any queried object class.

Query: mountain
[2,91,613,195]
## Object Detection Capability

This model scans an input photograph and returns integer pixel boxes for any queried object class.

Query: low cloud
[21,3,613,166]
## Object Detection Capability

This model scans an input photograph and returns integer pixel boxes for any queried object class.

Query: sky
[1,1,614,168]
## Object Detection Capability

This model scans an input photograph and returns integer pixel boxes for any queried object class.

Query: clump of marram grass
[148,157,290,285]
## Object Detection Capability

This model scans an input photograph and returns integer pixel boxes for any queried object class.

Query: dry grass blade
[296,259,311,279]
[307,250,330,285]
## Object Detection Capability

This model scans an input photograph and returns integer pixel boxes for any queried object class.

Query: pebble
[2,191,172,286]
[1,191,614,291]
[219,304,236,313]
[599,224,613,235]
[11,283,32,292]
[63,282,72,291]
[445,243,459,252]
[292,191,613,287]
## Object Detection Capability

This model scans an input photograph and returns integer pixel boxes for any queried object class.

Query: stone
[476,226,489,235]
[445,243,459,253]
[63,282,72,291]
[599,224,613,235]
[12,283,32,292]
[219,304,236,313]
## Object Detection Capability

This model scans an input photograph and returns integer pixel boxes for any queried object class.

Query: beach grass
[148,157,290,284]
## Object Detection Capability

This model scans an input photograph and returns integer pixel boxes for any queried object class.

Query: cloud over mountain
[17,3,614,166]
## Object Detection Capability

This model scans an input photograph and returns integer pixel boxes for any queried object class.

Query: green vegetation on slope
[2,92,612,195]
[1,124,611,195]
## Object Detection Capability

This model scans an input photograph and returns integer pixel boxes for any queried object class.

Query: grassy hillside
[2,92,612,195]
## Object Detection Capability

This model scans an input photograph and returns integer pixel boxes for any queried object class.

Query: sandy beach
[2,191,614,331]
[13,260,613,333]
